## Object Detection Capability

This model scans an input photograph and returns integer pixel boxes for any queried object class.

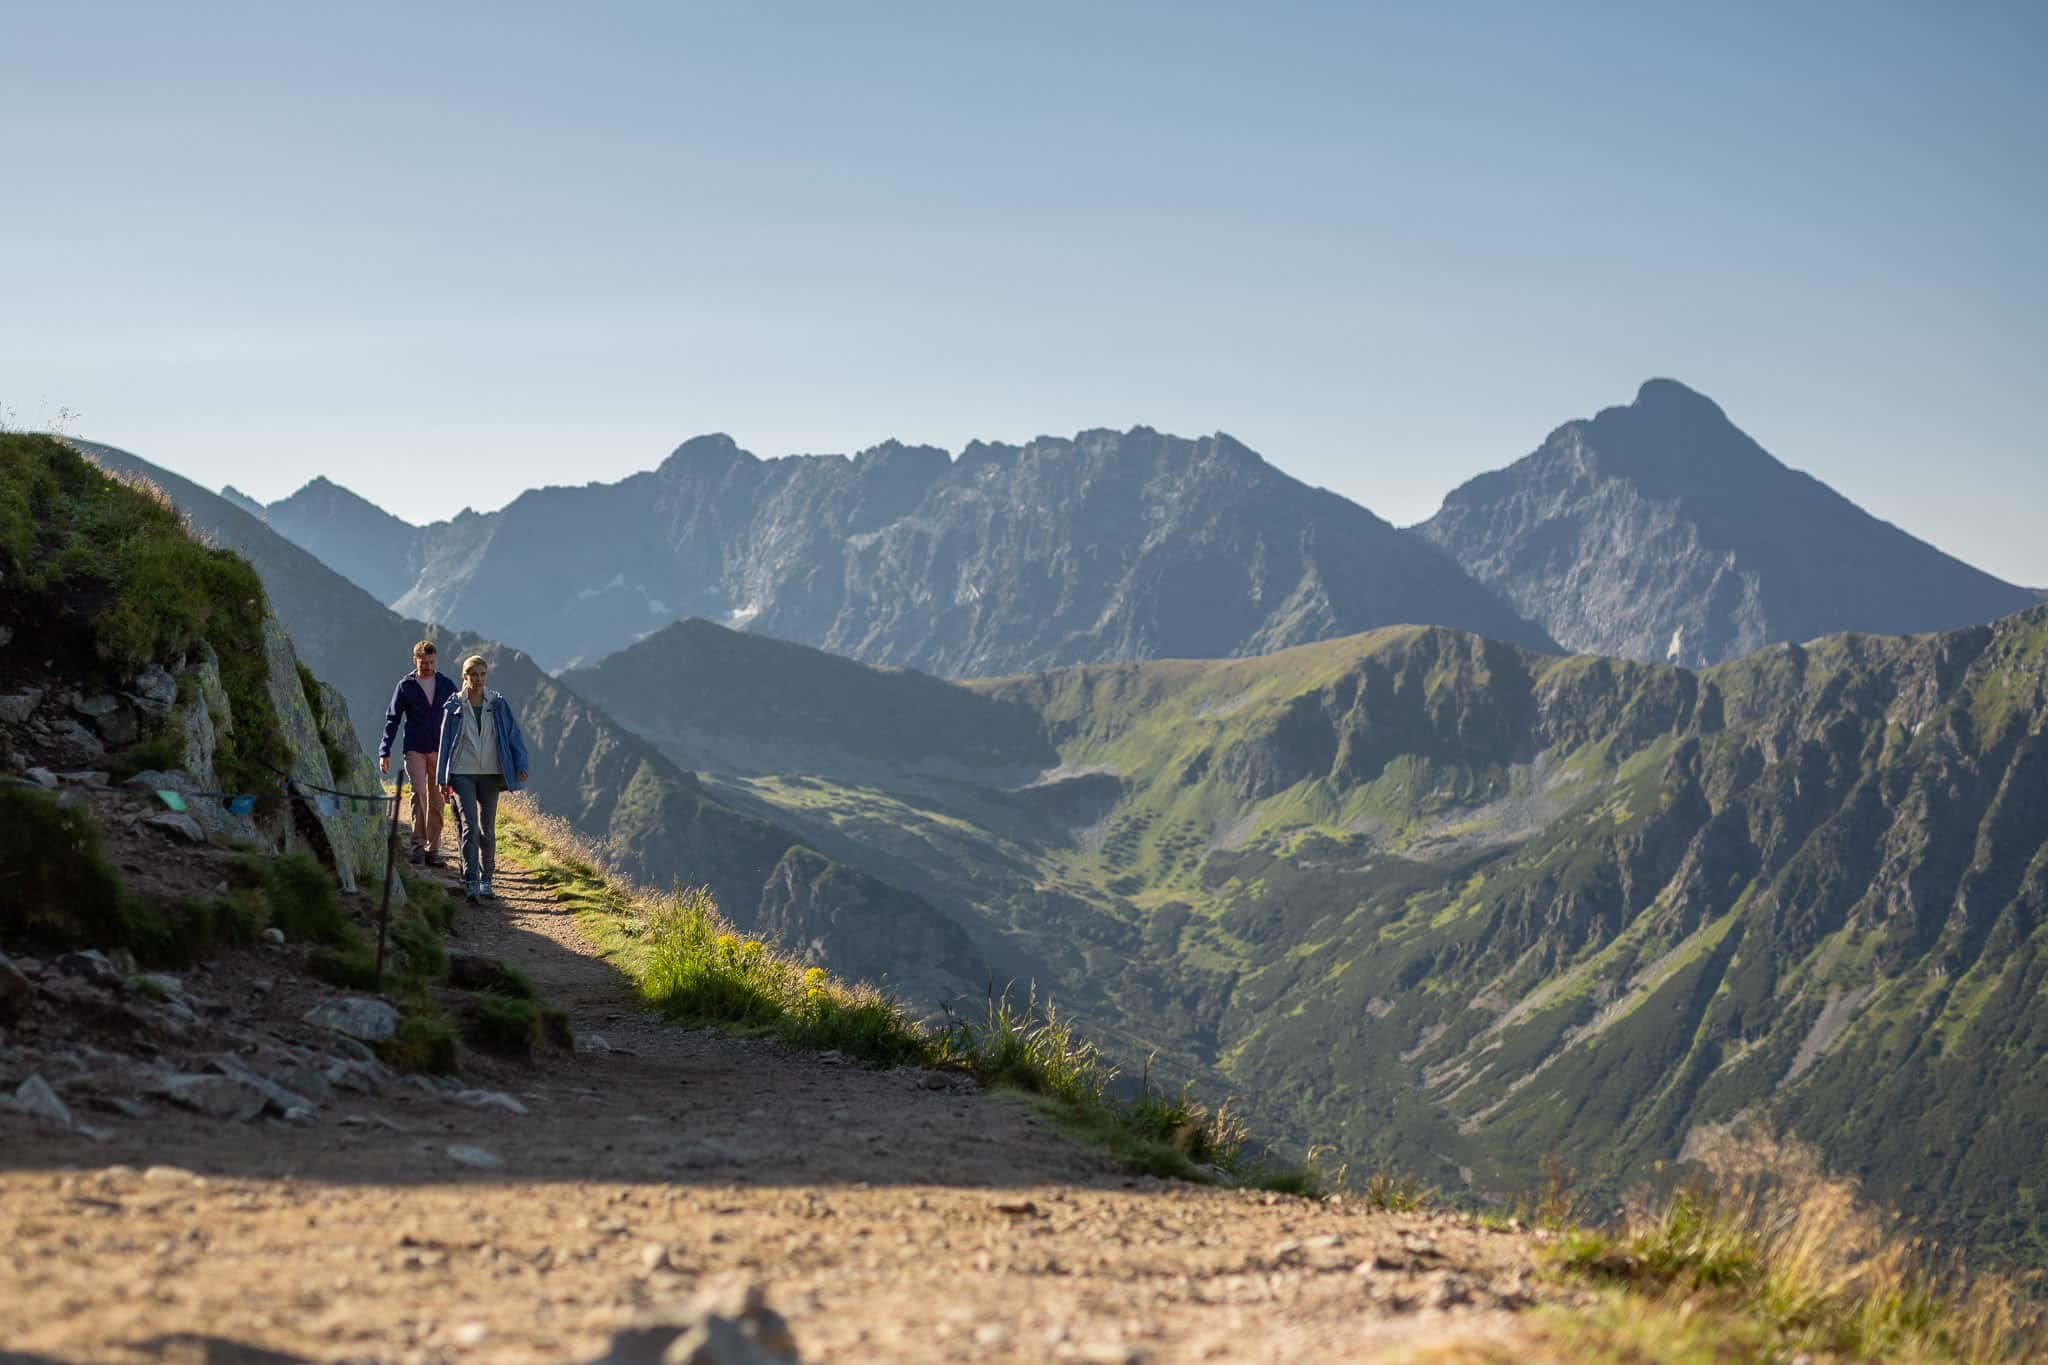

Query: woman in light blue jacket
[436,653,531,905]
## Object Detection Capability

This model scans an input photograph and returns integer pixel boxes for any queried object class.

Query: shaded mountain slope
[562,617,1056,781]
[575,610,2048,1264]
[1416,379,2038,667]
[261,475,424,604]
[257,427,1557,672]
[66,440,987,1003]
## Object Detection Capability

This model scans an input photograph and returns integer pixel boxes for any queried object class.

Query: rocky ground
[2,843,1579,1363]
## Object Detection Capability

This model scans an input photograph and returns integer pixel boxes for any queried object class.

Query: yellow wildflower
[742,939,765,955]
[803,966,827,985]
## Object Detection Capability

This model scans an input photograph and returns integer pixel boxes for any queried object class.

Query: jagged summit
[262,424,1555,674]
[1418,380,2035,666]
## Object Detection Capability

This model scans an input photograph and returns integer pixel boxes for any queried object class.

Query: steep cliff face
[1416,380,2038,666]
[269,427,1556,673]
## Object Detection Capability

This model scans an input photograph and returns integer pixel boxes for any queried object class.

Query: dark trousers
[448,773,505,889]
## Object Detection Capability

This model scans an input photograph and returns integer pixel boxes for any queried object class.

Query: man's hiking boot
[408,846,426,865]
[423,850,443,868]
[465,882,480,906]
[479,881,496,901]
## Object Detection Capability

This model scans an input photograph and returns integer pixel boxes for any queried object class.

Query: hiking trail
[2,846,1561,1363]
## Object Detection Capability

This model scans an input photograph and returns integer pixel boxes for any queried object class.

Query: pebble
[445,1144,502,1170]
[141,1165,203,1186]
[451,1088,529,1116]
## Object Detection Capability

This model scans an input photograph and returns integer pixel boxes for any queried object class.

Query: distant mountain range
[75,441,991,1005]
[234,427,1559,672]
[573,609,2048,1267]
[1416,379,2040,666]
[235,384,2037,675]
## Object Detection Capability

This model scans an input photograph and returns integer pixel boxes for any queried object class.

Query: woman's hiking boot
[479,880,496,901]
[465,882,480,906]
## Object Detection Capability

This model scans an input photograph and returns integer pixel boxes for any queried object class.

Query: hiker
[437,653,530,906]
[378,639,458,866]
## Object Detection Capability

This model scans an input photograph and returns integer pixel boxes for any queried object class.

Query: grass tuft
[1553,1127,2046,1363]
[379,998,462,1074]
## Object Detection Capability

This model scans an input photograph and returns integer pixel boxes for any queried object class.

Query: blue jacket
[380,671,457,758]
[436,690,531,792]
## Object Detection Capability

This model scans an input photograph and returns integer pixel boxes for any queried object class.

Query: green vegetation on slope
[496,800,1319,1191]
[642,612,2048,1268]
[1,433,286,790]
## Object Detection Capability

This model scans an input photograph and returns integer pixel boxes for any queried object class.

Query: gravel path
[1,858,1560,1362]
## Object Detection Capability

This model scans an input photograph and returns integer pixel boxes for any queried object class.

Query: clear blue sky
[4,2,2043,583]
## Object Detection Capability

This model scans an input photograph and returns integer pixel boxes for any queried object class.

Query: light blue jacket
[436,690,531,792]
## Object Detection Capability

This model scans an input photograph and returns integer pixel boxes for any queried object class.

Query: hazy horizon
[6,3,2043,583]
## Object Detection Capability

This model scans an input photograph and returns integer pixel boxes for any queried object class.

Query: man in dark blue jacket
[378,640,457,865]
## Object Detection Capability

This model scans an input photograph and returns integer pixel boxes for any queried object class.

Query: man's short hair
[413,639,437,659]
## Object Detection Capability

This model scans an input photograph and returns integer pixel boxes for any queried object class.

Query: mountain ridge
[247,423,1561,672]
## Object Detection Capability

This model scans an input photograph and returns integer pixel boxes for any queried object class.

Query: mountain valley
[570,611,2048,1266]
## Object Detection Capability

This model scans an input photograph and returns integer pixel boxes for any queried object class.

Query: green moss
[297,660,354,779]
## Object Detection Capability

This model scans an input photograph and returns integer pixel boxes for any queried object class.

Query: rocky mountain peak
[658,432,756,474]
[1627,376,1730,423]
[1417,380,2037,667]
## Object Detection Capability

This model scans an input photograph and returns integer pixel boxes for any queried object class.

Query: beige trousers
[402,749,443,852]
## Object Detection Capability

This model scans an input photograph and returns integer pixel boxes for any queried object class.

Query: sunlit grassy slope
[582,610,2048,1266]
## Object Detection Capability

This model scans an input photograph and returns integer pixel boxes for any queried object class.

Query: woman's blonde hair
[460,653,489,678]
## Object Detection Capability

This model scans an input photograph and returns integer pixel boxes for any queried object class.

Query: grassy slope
[641,612,2048,1266]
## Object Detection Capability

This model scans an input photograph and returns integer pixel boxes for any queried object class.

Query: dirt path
[1,855,1563,1363]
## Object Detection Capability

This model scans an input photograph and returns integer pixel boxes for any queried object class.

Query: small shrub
[398,867,462,933]
[1361,1162,1427,1212]
[309,943,380,990]
[458,990,572,1057]
[386,912,445,980]
[379,999,460,1074]
[0,788,145,947]
[249,852,356,948]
